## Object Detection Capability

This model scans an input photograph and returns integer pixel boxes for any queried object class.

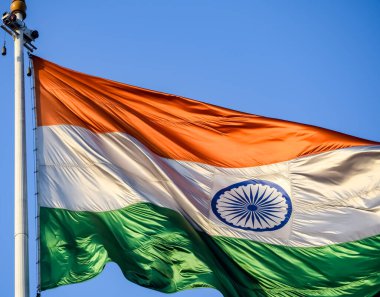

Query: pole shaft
[14,11,29,297]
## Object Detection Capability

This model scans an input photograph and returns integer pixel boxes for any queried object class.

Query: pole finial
[10,0,27,19]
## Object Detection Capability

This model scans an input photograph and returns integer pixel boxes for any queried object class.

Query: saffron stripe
[33,56,377,167]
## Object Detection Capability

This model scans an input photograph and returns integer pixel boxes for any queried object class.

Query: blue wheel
[211,180,292,232]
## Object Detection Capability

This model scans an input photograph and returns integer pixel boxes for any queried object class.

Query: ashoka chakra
[211,180,292,232]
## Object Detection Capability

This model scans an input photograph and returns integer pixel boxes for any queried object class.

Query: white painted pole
[14,8,30,297]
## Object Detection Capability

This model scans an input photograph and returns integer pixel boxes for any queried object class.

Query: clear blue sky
[0,1,379,296]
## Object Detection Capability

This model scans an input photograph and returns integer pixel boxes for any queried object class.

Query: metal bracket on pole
[1,12,38,51]
[1,24,15,37]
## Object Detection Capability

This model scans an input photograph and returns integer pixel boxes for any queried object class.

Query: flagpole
[1,1,38,295]
[11,1,28,297]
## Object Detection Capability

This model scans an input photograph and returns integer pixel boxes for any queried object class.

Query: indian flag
[33,56,380,297]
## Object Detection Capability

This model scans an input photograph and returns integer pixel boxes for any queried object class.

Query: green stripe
[40,203,380,296]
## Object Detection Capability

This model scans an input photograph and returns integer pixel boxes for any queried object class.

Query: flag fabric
[33,56,380,297]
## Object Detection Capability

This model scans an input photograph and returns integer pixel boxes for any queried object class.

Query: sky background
[0,1,379,296]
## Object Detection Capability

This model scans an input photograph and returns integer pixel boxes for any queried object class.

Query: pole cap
[10,0,27,19]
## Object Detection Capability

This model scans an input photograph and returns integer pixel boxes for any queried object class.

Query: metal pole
[12,0,29,296]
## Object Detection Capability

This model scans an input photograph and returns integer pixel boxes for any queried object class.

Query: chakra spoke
[257,213,270,226]
[258,207,284,216]
[250,211,255,227]
[224,209,248,216]
[233,188,250,204]
[252,186,260,204]
[236,211,250,225]
[259,206,284,211]
[242,188,251,205]
[249,186,254,204]
[244,211,253,226]
[259,188,277,206]
[229,210,249,222]
[256,187,268,205]
[257,194,282,207]
[257,211,280,223]
[222,199,249,209]
[228,191,249,206]
[218,202,246,208]
[253,211,263,226]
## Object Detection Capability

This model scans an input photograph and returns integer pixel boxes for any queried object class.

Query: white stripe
[37,125,380,247]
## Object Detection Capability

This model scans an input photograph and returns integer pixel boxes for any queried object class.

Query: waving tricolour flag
[33,56,380,297]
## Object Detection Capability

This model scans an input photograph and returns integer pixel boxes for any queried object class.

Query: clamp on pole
[1,0,38,52]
